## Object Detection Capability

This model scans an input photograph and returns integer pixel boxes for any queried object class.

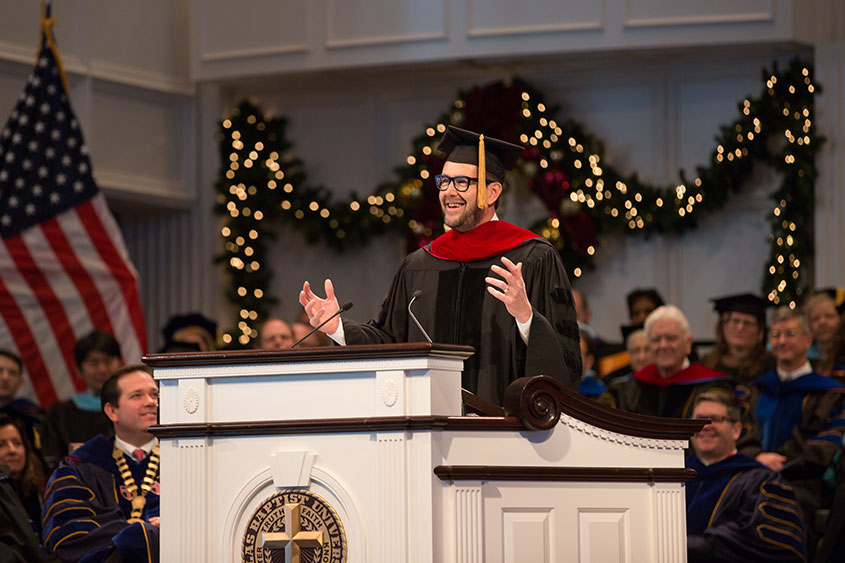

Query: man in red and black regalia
[613,305,733,418]
[300,126,582,404]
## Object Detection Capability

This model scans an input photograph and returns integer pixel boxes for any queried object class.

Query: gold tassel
[477,135,486,209]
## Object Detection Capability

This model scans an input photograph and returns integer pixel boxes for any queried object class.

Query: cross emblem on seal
[260,502,324,563]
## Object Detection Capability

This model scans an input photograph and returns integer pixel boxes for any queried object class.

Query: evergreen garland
[215,59,820,348]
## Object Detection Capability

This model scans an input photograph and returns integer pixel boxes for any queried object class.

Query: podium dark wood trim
[433,465,698,483]
[143,342,476,367]
[145,344,707,441]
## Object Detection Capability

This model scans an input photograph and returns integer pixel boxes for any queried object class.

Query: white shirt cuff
[327,320,346,346]
[516,312,532,345]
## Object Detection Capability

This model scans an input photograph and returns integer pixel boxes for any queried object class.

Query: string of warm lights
[215,59,819,348]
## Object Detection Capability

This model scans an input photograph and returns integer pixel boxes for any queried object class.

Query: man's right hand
[756,452,787,471]
[299,279,342,335]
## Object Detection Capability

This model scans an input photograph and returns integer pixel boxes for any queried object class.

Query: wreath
[214,59,820,348]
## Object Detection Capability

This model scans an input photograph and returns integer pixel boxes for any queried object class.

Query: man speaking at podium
[300,126,581,405]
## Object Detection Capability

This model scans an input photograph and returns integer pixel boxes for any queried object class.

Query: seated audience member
[258,318,294,349]
[572,289,600,341]
[595,289,663,380]
[41,330,123,468]
[601,325,654,385]
[42,365,160,563]
[751,306,845,540]
[578,329,613,406]
[161,312,217,352]
[685,391,807,563]
[292,321,331,348]
[821,311,845,383]
[815,411,845,562]
[804,289,844,366]
[625,328,652,374]
[0,414,47,539]
[613,305,732,418]
[626,288,665,325]
[0,422,46,562]
[705,293,775,384]
[0,350,44,452]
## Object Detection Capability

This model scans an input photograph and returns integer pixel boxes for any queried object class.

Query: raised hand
[485,256,532,324]
[299,279,342,334]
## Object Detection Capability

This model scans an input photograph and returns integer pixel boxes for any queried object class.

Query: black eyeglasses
[434,175,478,192]
[693,414,736,424]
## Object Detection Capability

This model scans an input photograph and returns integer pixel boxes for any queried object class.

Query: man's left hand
[486,257,532,324]
[148,517,160,527]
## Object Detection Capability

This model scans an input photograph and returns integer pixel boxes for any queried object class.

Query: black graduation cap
[161,313,218,344]
[818,287,845,313]
[435,126,524,209]
[710,293,770,325]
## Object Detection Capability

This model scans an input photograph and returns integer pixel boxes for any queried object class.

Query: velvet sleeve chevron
[688,468,807,563]
[41,462,133,562]
[780,391,845,468]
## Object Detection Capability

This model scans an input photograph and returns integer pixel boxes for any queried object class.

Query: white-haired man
[613,305,732,418]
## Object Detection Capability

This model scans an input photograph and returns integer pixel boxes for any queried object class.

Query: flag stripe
[0,274,58,405]
[55,204,142,364]
[77,198,146,351]
[3,234,84,391]
[0,239,76,402]
[40,217,114,333]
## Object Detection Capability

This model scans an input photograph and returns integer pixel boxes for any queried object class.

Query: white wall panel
[625,0,773,27]
[84,0,191,92]
[468,0,604,36]
[326,0,447,47]
[198,0,308,61]
[90,84,191,199]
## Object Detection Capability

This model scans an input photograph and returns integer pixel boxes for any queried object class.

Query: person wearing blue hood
[41,364,160,562]
[749,306,845,554]
[685,389,806,562]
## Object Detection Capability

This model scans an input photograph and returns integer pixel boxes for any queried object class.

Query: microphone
[408,290,432,344]
[290,301,353,348]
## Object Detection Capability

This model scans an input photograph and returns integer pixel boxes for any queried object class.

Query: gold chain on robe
[112,444,160,523]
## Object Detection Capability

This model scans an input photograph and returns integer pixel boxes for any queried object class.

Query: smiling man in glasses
[747,306,845,551]
[300,126,581,404]
[685,390,807,562]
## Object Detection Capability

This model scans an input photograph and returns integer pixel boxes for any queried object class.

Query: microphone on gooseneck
[290,301,353,348]
[408,290,433,344]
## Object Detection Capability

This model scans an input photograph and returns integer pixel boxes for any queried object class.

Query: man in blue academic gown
[299,126,582,405]
[750,306,845,544]
[686,390,807,562]
[42,365,160,563]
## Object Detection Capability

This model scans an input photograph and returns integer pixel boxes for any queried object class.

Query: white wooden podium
[146,343,703,563]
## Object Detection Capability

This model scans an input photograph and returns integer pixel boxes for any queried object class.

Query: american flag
[0,19,146,407]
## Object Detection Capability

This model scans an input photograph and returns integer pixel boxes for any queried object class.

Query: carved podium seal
[242,489,346,563]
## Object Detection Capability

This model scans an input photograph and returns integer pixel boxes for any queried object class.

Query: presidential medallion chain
[112,443,160,523]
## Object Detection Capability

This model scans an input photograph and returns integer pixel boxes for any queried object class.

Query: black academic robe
[41,400,112,468]
[41,435,159,563]
[685,453,807,562]
[612,362,733,419]
[0,467,46,563]
[342,234,581,405]
[750,370,845,528]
